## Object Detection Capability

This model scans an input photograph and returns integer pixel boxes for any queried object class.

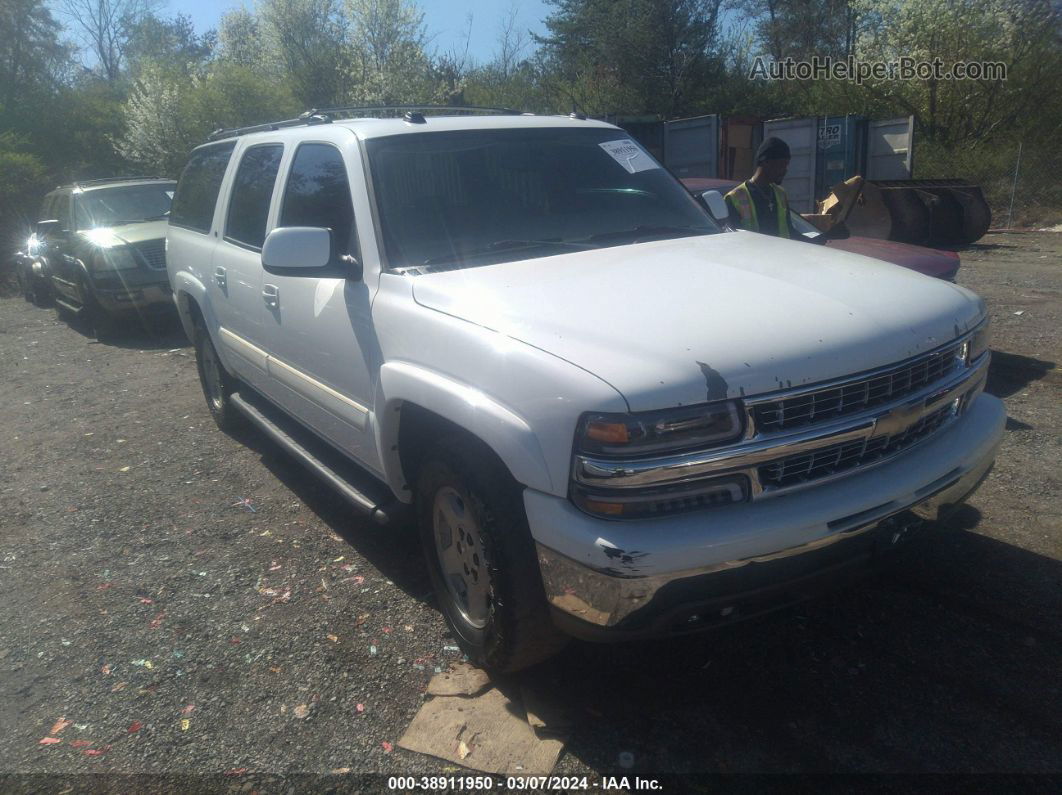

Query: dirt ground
[0,232,1059,787]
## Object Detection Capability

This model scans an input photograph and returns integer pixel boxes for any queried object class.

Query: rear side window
[171,142,236,233]
[38,194,57,223]
[55,193,71,231]
[225,144,284,250]
[279,143,356,257]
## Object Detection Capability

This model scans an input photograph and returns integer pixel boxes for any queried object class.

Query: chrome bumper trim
[574,352,989,498]
[542,441,999,630]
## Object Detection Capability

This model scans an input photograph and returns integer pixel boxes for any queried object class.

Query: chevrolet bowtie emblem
[874,398,926,437]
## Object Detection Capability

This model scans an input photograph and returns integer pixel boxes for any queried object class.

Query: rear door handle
[262,283,279,309]
[214,267,227,289]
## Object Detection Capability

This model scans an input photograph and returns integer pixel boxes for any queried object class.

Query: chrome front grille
[133,240,167,270]
[751,343,963,433]
[759,401,955,490]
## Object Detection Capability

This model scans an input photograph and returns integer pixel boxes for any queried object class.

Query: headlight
[572,401,747,519]
[576,401,744,457]
[92,246,139,271]
[966,320,990,363]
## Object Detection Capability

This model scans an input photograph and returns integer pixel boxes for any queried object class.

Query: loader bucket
[825,179,991,246]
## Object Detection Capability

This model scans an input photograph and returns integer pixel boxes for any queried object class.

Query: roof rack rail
[208,110,332,142]
[206,104,527,142]
[315,104,526,118]
[67,176,173,189]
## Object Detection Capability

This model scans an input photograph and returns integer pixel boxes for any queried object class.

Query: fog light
[573,475,749,519]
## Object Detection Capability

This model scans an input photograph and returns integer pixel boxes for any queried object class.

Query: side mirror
[261,226,332,271]
[698,190,730,224]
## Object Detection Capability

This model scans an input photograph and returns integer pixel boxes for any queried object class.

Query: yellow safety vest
[725,182,790,239]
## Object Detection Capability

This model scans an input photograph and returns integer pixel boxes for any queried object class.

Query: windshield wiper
[585,225,709,243]
[422,239,593,267]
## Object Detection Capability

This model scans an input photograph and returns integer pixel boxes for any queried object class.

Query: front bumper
[529,392,1004,640]
[94,282,173,313]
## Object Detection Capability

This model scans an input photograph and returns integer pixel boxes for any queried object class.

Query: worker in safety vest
[725,137,802,239]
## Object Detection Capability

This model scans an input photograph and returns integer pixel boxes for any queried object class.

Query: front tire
[76,274,114,342]
[416,435,567,672]
[194,322,245,433]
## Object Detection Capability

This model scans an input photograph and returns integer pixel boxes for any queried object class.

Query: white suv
[167,107,1003,671]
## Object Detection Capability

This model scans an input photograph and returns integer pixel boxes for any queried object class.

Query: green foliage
[536,0,727,116]
[2,0,1061,260]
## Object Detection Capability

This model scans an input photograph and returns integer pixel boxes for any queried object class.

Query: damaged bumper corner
[528,393,1004,641]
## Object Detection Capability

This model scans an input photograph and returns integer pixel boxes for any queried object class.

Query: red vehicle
[682,177,961,281]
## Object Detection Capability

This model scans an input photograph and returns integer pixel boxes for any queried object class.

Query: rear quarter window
[171,142,237,233]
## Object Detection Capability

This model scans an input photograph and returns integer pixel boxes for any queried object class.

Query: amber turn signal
[585,420,630,444]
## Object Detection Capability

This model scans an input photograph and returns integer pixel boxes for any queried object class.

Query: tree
[259,0,352,108]
[117,60,300,174]
[346,0,439,104]
[536,0,726,116]
[0,0,73,113]
[60,0,161,83]
[217,7,264,69]
[853,0,1062,145]
[124,12,215,76]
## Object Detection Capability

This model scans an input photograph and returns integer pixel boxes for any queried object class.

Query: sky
[164,0,553,64]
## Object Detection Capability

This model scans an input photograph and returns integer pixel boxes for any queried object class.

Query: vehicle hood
[410,232,986,411]
[78,220,168,248]
[828,236,960,280]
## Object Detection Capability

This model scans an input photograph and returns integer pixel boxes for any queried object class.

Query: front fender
[375,361,555,501]
[173,270,209,341]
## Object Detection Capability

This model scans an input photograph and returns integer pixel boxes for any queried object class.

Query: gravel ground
[0,232,1059,787]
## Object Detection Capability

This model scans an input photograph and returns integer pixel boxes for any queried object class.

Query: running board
[54,297,83,315]
[230,391,405,527]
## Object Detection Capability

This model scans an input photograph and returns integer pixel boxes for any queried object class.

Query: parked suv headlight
[965,320,990,363]
[576,401,744,457]
[92,246,139,272]
[572,401,748,519]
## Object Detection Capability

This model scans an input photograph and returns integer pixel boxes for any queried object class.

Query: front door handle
[214,267,227,289]
[262,283,279,309]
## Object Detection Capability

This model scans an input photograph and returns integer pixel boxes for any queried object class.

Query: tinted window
[171,142,236,233]
[38,194,58,223]
[365,128,717,272]
[279,144,356,257]
[225,145,284,249]
[55,193,71,230]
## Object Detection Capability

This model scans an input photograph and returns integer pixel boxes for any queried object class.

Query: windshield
[365,127,719,272]
[77,184,176,229]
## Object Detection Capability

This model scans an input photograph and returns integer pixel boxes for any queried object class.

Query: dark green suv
[35,177,177,338]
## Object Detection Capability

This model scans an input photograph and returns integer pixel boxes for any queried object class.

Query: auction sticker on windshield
[599,139,658,174]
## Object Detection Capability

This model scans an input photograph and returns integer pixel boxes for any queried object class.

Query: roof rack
[65,176,173,190]
[207,105,528,142]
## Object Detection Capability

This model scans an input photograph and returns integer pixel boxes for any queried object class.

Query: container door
[816,115,866,199]
[866,117,914,179]
[763,117,817,212]
[664,115,718,178]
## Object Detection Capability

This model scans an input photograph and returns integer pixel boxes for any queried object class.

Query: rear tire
[193,321,245,433]
[416,435,567,672]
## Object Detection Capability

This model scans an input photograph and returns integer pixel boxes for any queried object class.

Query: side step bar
[54,297,83,316]
[230,391,405,527]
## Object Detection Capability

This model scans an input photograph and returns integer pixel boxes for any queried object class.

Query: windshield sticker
[599,139,658,174]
